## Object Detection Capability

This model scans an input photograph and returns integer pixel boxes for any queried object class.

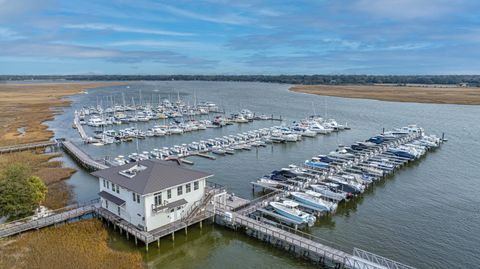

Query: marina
[74,95,285,144]
[2,1,480,268]
[0,123,440,269]
[104,117,349,166]
[2,80,477,269]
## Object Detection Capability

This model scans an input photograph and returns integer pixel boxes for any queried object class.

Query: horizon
[1,1,479,75]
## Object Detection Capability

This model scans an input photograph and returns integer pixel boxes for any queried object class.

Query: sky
[0,0,480,75]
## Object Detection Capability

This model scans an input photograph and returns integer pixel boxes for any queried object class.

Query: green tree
[0,163,47,220]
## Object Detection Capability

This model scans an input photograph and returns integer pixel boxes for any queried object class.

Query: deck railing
[351,248,416,269]
[0,198,100,238]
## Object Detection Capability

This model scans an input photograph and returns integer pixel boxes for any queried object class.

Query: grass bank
[0,82,124,147]
[0,219,143,269]
[290,84,480,105]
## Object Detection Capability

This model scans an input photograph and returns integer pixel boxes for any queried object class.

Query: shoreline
[0,82,125,147]
[290,84,480,105]
[0,82,125,210]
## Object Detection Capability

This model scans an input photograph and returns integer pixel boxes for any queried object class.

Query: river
[48,81,480,269]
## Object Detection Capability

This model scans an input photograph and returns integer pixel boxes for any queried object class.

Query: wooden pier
[216,209,353,268]
[0,140,58,154]
[73,111,89,141]
[61,140,108,171]
[0,199,99,238]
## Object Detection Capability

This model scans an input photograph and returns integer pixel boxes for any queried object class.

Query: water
[47,81,480,269]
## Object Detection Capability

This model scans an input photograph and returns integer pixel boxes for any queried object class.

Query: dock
[0,199,99,238]
[0,140,58,154]
[73,111,89,141]
[61,140,108,170]
[0,186,416,269]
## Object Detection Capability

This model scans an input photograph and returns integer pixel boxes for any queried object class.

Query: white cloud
[158,4,254,25]
[63,23,195,36]
[107,40,217,50]
[354,0,463,20]
[0,27,24,40]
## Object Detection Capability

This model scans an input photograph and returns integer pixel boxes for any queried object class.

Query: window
[194,181,199,190]
[105,200,109,209]
[107,181,110,189]
[186,183,191,193]
[177,185,183,196]
[154,192,162,206]
[116,184,119,193]
[132,192,136,202]
[103,179,106,188]
[111,183,115,191]
[167,189,171,199]
[117,206,121,216]
[136,194,140,203]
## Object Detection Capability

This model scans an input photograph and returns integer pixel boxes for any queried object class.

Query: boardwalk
[0,199,99,238]
[219,209,352,267]
[61,140,108,170]
[0,141,58,154]
[73,111,89,141]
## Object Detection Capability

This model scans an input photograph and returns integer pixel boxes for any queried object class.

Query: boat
[224,148,235,155]
[310,185,346,201]
[290,192,337,213]
[211,146,226,155]
[270,201,316,227]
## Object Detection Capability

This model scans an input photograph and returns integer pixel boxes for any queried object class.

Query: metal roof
[92,159,212,195]
[98,191,126,206]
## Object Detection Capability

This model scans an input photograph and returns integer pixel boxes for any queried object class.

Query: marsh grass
[0,152,75,209]
[0,219,144,269]
[0,82,124,147]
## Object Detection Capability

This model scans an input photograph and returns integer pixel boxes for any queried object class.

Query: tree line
[1,74,480,86]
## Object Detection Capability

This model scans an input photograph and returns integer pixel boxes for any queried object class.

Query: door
[169,208,175,223]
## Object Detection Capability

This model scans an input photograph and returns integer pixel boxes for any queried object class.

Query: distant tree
[0,163,47,220]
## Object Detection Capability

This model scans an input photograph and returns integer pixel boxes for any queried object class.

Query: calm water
[48,81,480,269]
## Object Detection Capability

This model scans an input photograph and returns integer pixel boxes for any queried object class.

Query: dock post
[157,238,160,248]
[184,226,188,236]
[126,232,129,240]
[145,242,148,252]
[135,236,138,245]
[171,231,175,241]
[200,220,202,229]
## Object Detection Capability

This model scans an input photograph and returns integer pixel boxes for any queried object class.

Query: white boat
[291,191,337,213]
[87,117,105,127]
[258,177,280,187]
[169,127,184,134]
[310,184,347,201]
[270,201,316,227]
[212,146,226,155]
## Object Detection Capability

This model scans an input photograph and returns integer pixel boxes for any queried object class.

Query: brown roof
[91,159,212,195]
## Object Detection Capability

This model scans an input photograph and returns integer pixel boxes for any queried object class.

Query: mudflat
[290,84,480,105]
[0,82,123,147]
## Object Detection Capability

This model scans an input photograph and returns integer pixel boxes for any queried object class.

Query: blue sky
[0,0,479,75]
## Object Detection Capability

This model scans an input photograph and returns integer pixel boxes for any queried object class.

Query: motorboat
[291,191,337,213]
[270,201,316,227]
